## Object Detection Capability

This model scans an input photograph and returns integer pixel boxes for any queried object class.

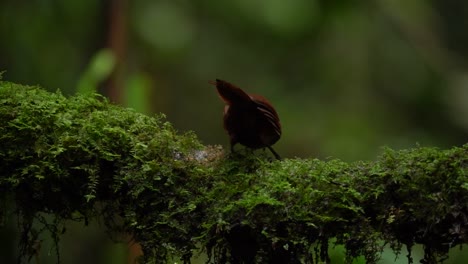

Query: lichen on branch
[0,81,467,264]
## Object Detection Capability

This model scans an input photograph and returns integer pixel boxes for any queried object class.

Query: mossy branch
[1,82,467,264]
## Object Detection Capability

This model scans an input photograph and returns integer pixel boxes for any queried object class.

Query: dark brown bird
[210,79,282,159]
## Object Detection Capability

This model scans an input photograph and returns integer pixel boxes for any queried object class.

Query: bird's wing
[252,97,281,136]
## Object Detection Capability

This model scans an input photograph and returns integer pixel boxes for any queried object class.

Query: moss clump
[0,82,204,262]
[199,146,467,263]
[0,81,467,263]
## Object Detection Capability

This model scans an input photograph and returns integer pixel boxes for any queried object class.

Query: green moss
[0,81,467,263]
[0,82,204,262]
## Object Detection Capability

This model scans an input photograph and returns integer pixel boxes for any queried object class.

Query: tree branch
[0,81,467,263]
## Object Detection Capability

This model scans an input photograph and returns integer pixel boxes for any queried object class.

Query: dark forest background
[0,0,467,263]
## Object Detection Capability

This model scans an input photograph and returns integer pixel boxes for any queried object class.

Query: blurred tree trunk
[105,0,128,103]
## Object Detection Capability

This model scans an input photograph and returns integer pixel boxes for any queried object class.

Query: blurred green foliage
[1,0,467,263]
[0,0,467,161]
[76,49,116,94]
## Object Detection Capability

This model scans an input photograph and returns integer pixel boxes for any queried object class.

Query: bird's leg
[267,146,281,160]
